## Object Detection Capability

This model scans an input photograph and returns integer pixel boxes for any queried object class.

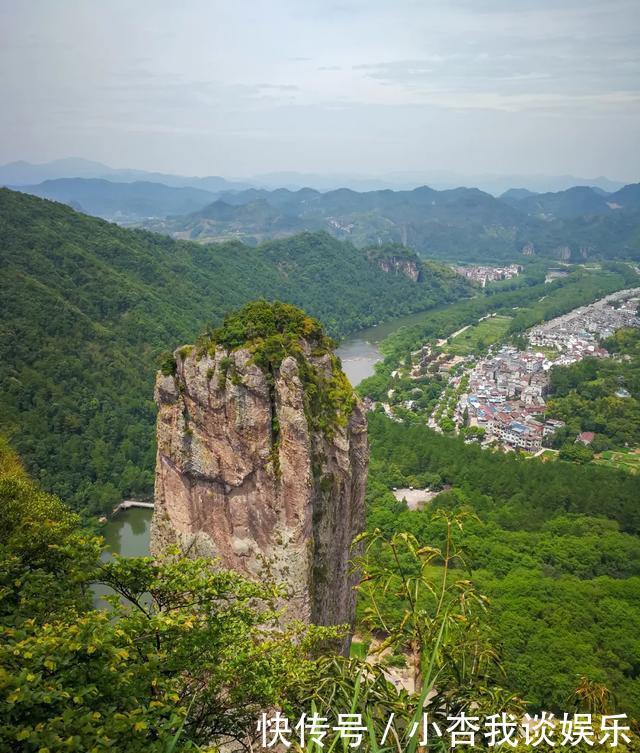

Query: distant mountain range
[0,157,630,194]
[3,159,639,262]
[141,182,640,262]
[11,178,219,221]
[500,185,639,218]
[0,158,251,193]
[247,170,628,195]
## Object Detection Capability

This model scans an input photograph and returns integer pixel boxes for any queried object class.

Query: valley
[3,189,640,745]
[0,189,470,514]
[428,288,640,450]
[101,283,640,562]
[4,3,640,749]
[100,310,449,557]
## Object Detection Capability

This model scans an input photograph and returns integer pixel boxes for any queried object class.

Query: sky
[1,0,639,182]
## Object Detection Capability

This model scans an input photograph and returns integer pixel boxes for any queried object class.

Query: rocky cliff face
[365,245,424,282]
[151,304,368,648]
[521,242,536,256]
[375,256,422,282]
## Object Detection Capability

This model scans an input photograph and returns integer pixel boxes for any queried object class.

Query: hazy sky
[1,0,639,180]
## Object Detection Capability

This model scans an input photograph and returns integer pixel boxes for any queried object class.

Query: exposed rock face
[151,335,368,650]
[556,245,572,261]
[379,257,422,282]
[521,242,536,256]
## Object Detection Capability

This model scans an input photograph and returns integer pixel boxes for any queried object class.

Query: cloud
[0,0,638,180]
[257,84,300,92]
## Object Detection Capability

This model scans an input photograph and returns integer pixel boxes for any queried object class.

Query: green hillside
[0,188,471,514]
[366,412,640,714]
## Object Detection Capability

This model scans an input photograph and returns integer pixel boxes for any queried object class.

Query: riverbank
[99,268,640,560]
[356,264,640,407]
[336,308,454,385]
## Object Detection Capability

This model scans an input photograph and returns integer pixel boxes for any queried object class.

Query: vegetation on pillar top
[201,300,334,358]
[193,300,358,437]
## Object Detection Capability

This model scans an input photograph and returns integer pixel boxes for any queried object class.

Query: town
[452,263,522,287]
[376,288,640,454]
[440,288,640,452]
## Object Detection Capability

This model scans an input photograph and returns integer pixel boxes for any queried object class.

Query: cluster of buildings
[453,264,522,287]
[528,290,640,364]
[444,288,640,452]
[461,347,551,452]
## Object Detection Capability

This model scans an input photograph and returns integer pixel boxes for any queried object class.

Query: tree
[0,437,335,752]
[559,442,594,464]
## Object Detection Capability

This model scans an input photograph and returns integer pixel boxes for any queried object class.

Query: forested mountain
[367,412,640,714]
[0,188,471,514]
[508,186,613,218]
[142,182,640,262]
[11,178,220,220]
[146,185,522,255]
[611,182,640,209]
[11,168,640,262]
[505,184,640,219]
[500,187,539,202]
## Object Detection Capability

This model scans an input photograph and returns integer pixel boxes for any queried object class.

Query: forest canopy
[365,412,640,713]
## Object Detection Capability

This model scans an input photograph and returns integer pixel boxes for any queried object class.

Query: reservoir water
[101,308,433,557]
[93,506,154,603]
[101,506,154,558]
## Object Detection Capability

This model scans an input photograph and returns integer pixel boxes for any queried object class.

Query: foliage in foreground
[2,435,640,751]
[0,438,332,751]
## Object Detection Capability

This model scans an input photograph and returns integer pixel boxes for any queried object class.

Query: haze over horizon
[1,0,639,183]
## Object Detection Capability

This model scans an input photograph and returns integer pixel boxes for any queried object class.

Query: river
[335,308,436,385]
[101,506,154,558]
[101,308,433,557]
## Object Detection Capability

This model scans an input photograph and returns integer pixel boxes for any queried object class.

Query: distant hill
[513,186,612,219]
[0,157,252,192]
[1,159,628,195]
[144,182,640,262]
[147,184,522,258]
[0,158,119,185]
[0,188,472,514]
[5,161,638,262]
[608,183,640,209]
[248,170,628,194]
[500,188,539,203]
[13,178,220,220]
